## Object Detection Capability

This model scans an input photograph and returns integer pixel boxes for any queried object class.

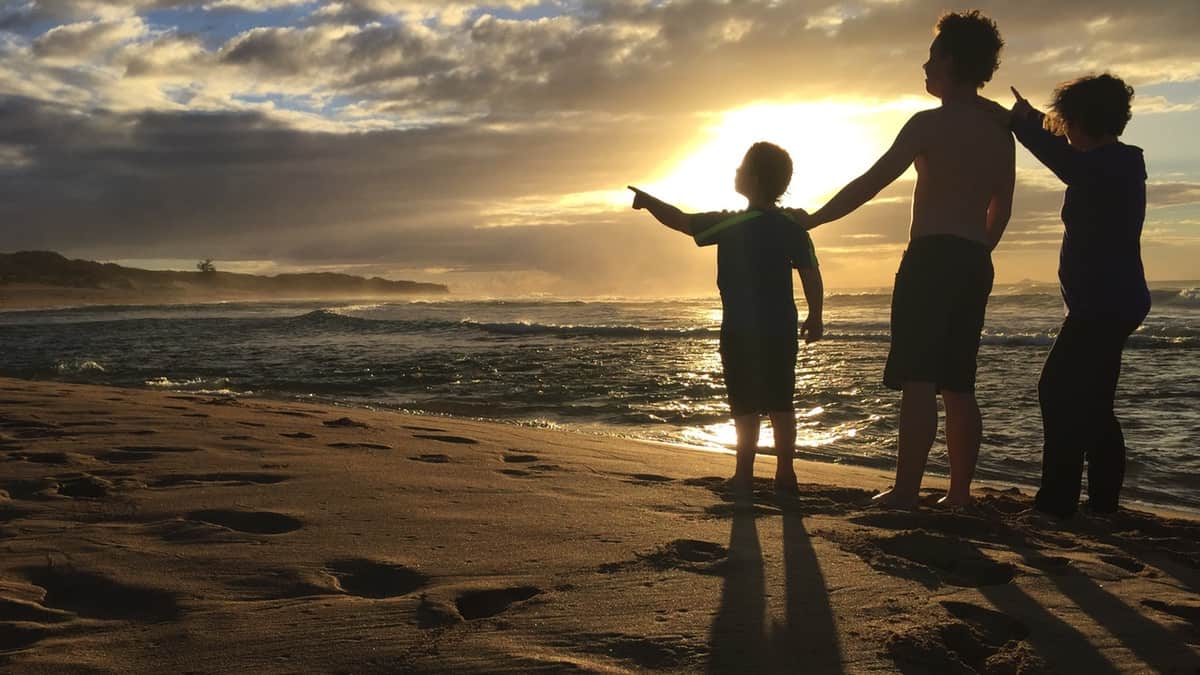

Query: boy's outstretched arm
[628,186,692,235]
[798,267,824,343]
[808,115,923,230]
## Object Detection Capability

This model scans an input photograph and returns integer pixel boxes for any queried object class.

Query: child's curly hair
[1047,73,1135,138]
[934,10,1004,88]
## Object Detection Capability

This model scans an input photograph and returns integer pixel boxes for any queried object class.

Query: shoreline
[1,376,1197,672]
[6,374,1197,518]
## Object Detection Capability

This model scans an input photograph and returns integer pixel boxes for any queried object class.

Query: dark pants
[1034,315,1140,516]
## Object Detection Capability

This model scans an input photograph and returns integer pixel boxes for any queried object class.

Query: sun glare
[640,99,926,211]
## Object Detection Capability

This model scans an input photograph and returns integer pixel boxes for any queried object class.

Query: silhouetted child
[799,11,1014,508]
[985,76,1150,517]
[628,142,823,493]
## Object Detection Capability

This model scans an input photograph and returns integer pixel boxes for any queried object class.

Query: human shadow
[707,485,845,673]
[707,493,768,673]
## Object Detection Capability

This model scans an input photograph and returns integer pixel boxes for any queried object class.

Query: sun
[639,99,925,211]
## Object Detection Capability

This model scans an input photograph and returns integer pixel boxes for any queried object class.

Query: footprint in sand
[328,442,391,450]
[54,474,112,499]
[324,559,429,598]
[602,539,729,576]
[149,473,289,488]
[323,417,370,428]
[887,617,1045,675]
[1099,553,1146,573]
[416,595,463,629]
[186,509,303,534]
[8,451,74,465]
[1141,598,1200,626]
[98,445,202,464]
[851,511,1010,542]
[19,566,181,622]
[824,530,1015,588]
[413,434,478,445]
[454,586,541,620]
[409,454,451,463]
[0,478,62,500]
[940,601,1031,642]
[627,473,674,483]
[496,454,561,478]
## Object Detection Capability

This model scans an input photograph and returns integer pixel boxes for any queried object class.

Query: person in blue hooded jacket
[984,74,1151,517]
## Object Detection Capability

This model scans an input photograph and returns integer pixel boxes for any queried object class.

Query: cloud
[2,1,1200,291]
[31,16,147,60]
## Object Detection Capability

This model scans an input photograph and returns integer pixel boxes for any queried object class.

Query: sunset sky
[2,0,1198,296]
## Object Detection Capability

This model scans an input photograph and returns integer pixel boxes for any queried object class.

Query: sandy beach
[0,376,1196,673]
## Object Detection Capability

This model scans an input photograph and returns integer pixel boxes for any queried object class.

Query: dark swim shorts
[720,331,797,416]
[884,234,994,392]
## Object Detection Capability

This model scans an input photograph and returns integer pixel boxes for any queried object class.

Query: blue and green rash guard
[691,209,819,338]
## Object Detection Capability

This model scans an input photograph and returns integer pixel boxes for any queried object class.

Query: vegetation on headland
[0,251,448,308]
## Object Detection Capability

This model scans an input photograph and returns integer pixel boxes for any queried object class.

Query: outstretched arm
[1006,87,1084,185]
[986,134,1017,250]
[808,115,924,229]
[628,186,691,235]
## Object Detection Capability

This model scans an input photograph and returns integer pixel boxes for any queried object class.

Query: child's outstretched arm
[808,114,924,230]
[798,266,824,343]
[628,186,691,235]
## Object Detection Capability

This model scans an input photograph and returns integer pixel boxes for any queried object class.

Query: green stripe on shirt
[692,210,761,245]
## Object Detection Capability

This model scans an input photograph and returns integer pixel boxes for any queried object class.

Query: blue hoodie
[1011,111,1151,322]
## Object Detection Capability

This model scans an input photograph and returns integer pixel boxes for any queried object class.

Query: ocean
[2,284,1197,511]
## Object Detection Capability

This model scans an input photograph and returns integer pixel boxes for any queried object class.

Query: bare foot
[725,473,753,494]
[937,494,974,508]
[872,488,919,509]
[773,473,799,496]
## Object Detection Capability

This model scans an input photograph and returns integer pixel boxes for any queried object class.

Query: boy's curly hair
[744,141,792,203]
[1048,73,1135,138]
[934,10,1003,88]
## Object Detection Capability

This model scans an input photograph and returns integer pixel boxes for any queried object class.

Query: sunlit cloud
[1,0,1199,293]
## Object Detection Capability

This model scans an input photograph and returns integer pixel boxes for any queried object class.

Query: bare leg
[732,414,761,488]
[769,410,798,491]
[874,381,938,507]
[940,389,981,506]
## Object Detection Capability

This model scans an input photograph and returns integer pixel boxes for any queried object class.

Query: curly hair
[934,10,1004,88]
[743,142,792,203]
[1048,73,1135,138]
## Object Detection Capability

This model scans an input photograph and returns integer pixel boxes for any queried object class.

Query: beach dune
[0,377,1196,673]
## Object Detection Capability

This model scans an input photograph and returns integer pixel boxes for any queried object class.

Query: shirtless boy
[801,10,1015,507]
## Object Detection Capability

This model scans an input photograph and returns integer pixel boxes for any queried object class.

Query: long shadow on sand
[707,486,844,674]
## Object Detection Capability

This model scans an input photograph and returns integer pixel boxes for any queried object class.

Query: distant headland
[0,251,449,310]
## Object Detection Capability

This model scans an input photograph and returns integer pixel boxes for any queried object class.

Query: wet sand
[0,377,1196,673]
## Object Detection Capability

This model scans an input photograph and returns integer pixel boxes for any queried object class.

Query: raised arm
[628,186,692,235]
[1007,87,1084,185]
[808,114,924,229]
[985,133,1016,250]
